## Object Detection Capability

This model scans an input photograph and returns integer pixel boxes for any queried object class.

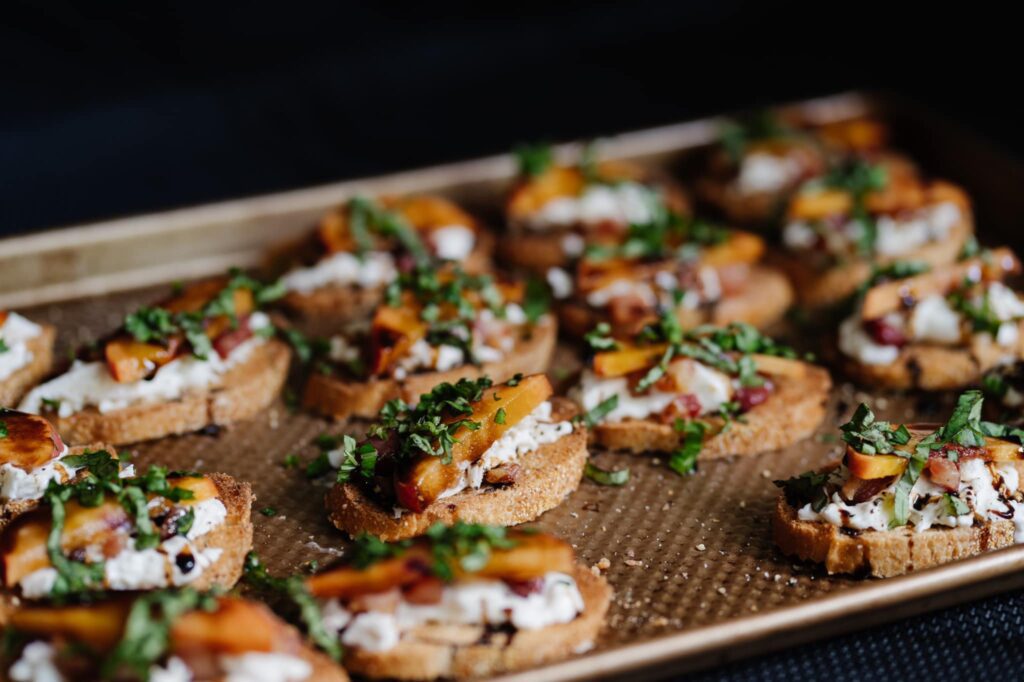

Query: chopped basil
[669,419,707,476]
[773,471,831,512]
[40,397,61,412]
[334,435,379,484]
[507,373,523,387]
[584,461,630,486]
[584,322,620,351]
[575,394,619,428]
[943,493,970,517]
[282,454,300,469]
[514,143,553,178]
[176,507,195,536]
[260,507,277,517]
[890,448,928,528]
[494,408,507,425]
[0,338,9,354]
[522,275,551,324]
[839,404,911,455]
[424,521,518,581]
[243,553,342,661]
[0,419,6,438]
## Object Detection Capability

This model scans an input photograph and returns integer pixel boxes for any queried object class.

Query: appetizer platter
[4,92,1024,681]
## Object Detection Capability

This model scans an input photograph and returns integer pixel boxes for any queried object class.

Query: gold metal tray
[4,92,1024,680]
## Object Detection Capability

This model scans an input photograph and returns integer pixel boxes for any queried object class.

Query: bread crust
[772,497,1016,577]
[696,177,786,226]
[0,324,56,407]
[775,210,973,309]
[557,265,794,338]
[191,472,255,591]
[0,443,116,534]
[282,232,495,321]
[303,318,557,421]
[45,340,290,446]
[325,398,586,541]
[342,564,611,680]
[841,322,1024,390]
[592,364,831,458]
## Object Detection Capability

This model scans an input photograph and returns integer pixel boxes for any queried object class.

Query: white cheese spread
[281,251,397,294]
[546,267,574,300]
[19,313,271,418]
[1,444,74,503]
[526,182,657,231]
[735,152,802,195]
[8,641,63,682]
[0,312,43,381]
[837,315,901,366]
[220,652,313,682]
[429,225,476,261]
[149,657,193,682]
[437,400,573,500]
[798,459,1020,533]
[909,295,962,344]
[323,572,584,653]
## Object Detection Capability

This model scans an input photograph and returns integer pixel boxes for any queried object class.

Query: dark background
[0,1,1018,236]
[4,2,1024,679]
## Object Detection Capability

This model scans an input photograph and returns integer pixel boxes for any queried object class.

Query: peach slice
[369,304,429,375]
[788,188,853,221]
[461,532,574,581]
[394,374,553,513]
[860,247,1019,320]
[982,437,1024,461]
[10,600,131,652]
[0,411,64,471]
[105,336,181,383]
[699,231,765,267]
[592,343,668,378]
[845,446,908,481]
[305,546,434,599]
[0,310,8,326]
[318,208,357,254]
[385,195,476,234]
[750,354,807,379]
[816,119,888,152]
[171,597,277,656]
[507,166,586,218]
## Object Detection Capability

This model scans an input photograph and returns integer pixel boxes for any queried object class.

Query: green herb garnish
[669,419,707,476]
[584,461,630,486]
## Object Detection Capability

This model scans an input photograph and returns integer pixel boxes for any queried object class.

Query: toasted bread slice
[0,443,115,534]
[592,363,830,457]
[696,176,787,227]
[772,496,1015,577]
[42,340,290,446]
[558,265,794,339]
[342,564,610,680]
[304,319,557,421]
[326,398,586,540]
[776,210,973,309]
[282,232,495,322]
[842,321,1024,390]
[0,324,56,408]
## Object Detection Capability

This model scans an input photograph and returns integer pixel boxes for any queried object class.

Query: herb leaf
[584,461,630,486]
[669,419,707,476]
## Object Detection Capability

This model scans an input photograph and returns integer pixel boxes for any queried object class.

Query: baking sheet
[8,92,1024,680]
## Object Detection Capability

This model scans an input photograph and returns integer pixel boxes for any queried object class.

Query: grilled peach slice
[845,446,908,480]
[507,166,587,218]
[369,305,429,375]
[0,310,8,326]
[171,597,277,655]
[10,600,131,652]
[394,374,553,513]
[385,195,476,234]
[750,354,807,379]
[982,437,1024,461]
[860,248,1019,320]
[592,343,667,378]
[816,119,887,151]
[460,532,574,581]
[306,546,434,599]
[788,188,853,221]
[318,208,358,254]
[0,411,64,471]
[105,336,181,383]
[700,231,765,267]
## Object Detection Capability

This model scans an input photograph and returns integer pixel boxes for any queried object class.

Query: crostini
[279,194,493,320]
[19,271,290,445]
[503,144,690,272]
[306,522,610,680]
[571,316,830,470]
[838,247,1024,389]
[1,449,253,600]
[303,265,555,421]
[773,391,1024,577]
[697,115,887,225]
[3,590,347,681]
[323,375,586,540]
[777,156,973,307]
[550,215,794,338]
[0,410,127,532]
[0,310,55,407]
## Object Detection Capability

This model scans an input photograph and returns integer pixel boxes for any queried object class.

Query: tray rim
[6,89,1024,679]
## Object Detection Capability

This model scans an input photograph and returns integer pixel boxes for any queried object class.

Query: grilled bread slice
[304,318,556,422]
[36,339,289,446]
[341,564,610,681]
[325,398,586,541]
